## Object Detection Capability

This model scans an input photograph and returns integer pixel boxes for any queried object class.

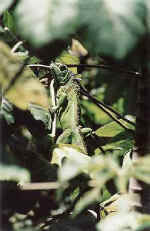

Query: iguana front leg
[56,127,87,154]
[80,127,94,137]
[51,91,67,113]
[56,128,73,144]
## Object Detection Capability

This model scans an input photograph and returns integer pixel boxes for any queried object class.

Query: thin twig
[68,64,142,78]
[11,41,24,53]
[95,101,134,133]
[28,64,142,78]
[98,101,135,126]
[99,146,106,154]
[19,182,60,191]
[28,64,50,69]
[90,95,135,126]
[49,79,57,138]
[78,81,135,127]
[76,81,135,134]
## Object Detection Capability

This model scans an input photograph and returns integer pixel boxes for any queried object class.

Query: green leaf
[29,103,50,127]
[96,121,124,137]
[15,0,145,58]
[99,193,133,217]
[88,155,130,193]
[0,0,13,15]
[88,156,120,181]
[1,97,15,125]
[78,0,145,58]
[15,0,79,47]
[3,11,15,33]
[95,120,134,137]
[96,131,134,158]
[81,100,112,125]
[29,56,41,64]
[119,156,150,191]
[64,155,129,216]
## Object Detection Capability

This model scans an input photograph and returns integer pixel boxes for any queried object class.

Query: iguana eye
[60,65,67,71]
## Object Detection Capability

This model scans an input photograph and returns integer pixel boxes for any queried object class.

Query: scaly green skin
[50,62,87,154]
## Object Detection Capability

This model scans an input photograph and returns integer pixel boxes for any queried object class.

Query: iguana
[49,62,88,154]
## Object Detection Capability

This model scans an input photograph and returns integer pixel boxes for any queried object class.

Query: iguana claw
[81,127,94,137]
[51,105,58,113]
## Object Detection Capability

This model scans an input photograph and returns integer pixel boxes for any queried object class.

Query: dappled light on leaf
[0,164,30,184]
[0,0,13,15]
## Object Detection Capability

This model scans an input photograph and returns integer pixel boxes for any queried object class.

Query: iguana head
[49,62,72,86]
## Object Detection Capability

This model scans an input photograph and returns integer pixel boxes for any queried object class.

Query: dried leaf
[70,39,88,57]
[0,41,49,110]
